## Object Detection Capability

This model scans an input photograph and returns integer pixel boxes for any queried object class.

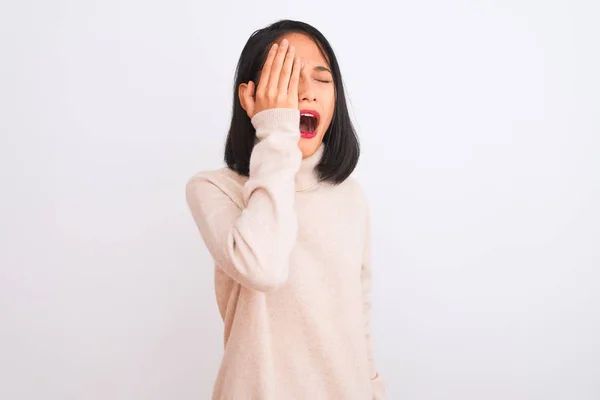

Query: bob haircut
[224,19,360,185]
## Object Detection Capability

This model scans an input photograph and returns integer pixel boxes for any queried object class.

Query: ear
[238,83,248,111]
[238,81,255,118]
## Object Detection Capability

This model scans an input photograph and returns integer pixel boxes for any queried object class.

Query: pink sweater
[186,108,385,399]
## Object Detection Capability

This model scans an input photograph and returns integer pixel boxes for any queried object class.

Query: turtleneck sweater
[185,108,385,400]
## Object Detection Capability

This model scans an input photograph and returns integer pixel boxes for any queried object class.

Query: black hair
[223,19,360,185]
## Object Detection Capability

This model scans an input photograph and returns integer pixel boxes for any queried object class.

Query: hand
[241,39,301,118]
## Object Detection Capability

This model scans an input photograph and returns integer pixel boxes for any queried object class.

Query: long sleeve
[362,208,386,399]
[186,108,302,292]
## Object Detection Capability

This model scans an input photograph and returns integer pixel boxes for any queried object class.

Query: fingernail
[281,38,288,45]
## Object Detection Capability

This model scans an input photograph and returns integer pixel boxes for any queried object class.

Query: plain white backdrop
[1,1,599,399]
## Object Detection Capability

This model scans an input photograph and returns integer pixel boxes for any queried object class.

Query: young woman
[186,19,385,400]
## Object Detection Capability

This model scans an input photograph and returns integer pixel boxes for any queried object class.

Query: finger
[243,81,255,116]
[256,43,278,93]
[287,56,301,100]
[267,39,289,94]
[277,45,295,94]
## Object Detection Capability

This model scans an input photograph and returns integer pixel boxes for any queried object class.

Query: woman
[186,19,385,400]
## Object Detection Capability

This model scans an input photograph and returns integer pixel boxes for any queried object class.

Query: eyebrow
[301,63,332,74]
[313,65,332,73]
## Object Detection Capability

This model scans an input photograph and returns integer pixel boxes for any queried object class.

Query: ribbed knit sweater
[186,108,385,400]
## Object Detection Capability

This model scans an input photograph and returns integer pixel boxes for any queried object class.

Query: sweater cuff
[371,373,385,399]
[251,108,300,137]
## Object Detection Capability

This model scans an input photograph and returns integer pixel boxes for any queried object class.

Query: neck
[295,144,324,192]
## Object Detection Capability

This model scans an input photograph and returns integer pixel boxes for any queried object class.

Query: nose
[298,75,316,103]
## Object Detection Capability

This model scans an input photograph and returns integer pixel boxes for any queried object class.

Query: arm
[187,40,303,292]
[362,208,386,399]
[186,108,302,292]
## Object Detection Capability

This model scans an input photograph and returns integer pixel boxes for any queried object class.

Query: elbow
[226,230,291,292]
[243,267,288,292]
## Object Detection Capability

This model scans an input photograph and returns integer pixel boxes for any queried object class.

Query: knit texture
[186,108,385,400]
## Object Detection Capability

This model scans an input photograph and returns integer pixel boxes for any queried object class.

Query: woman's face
[273,33,335,158]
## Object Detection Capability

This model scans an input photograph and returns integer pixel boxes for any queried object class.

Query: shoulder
[324,176,370,219]
[187,167,247,188]
[186,167,248,210]
[335,176,369,206]
[333,176,371,239]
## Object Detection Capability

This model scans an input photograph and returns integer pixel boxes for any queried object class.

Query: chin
[299,137,323,159]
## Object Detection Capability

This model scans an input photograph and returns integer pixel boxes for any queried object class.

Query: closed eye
[315,79,332,83]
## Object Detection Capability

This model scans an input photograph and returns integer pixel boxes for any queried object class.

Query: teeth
[301,113,316,118]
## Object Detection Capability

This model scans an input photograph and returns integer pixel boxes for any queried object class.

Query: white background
[1,1,599,399]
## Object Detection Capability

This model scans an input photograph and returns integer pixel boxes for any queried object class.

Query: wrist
[251,108,300,138]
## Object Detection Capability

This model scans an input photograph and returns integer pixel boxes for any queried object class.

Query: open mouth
[300,109,320,138]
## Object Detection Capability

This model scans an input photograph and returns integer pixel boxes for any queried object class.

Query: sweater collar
[295,143,324,192]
